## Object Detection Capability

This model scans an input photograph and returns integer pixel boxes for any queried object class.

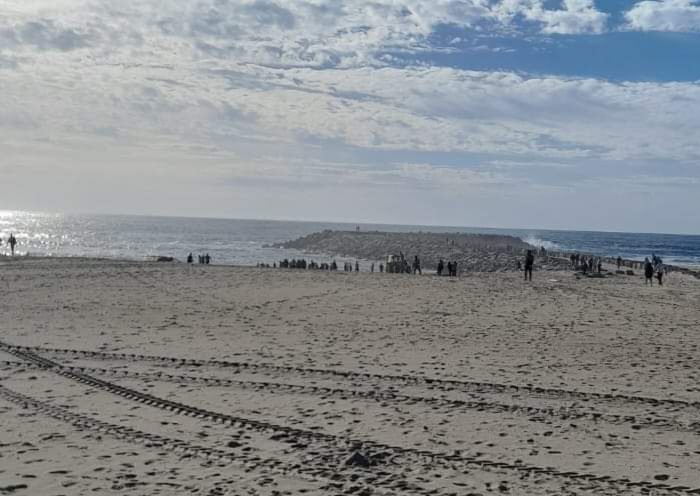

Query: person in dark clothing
[656,269,663,286]
[187,253,193,264]
[413,255,422,275]
[644,258,654,285]
[205,253,211,264]
[437,259,444,276]
[355,261,359,272]
[8,233,17,256]
[617,256,622,269]
[524,250,534,281]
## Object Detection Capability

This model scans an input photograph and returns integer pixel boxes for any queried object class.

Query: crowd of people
[644,254,665,285]
[569,253,603,274]
[248,247,671,287]
[187,253,211,264]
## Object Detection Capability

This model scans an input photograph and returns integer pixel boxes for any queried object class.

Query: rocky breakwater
[274,230,571,272]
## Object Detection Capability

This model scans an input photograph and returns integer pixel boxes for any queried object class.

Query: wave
[521,236,560,250]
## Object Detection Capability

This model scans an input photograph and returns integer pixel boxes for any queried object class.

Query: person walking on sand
[8,233,17,256]
[187,252,193,264]
[524,250,534,282]
[644,257,654,285]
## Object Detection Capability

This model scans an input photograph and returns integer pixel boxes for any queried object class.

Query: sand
[1,256,700,495]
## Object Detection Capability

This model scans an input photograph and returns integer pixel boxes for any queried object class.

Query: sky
[1,0,699,233]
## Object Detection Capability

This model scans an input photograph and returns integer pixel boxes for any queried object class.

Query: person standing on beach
[524,250,534,281]
[644,258,654,285]
[187,253,193,264]
[437,259,444,276]
[656,268,664,286]
[413,255,422,275]
[617,256,622,269]
[8,233,17,256]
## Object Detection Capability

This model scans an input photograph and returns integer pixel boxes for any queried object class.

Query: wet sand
[1,257,699,495]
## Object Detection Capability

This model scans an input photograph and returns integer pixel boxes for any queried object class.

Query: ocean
[1,211,699,268]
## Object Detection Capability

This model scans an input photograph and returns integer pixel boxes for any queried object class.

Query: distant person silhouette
[644,257,654,285]
[205,253,211,265]
[413,255,422,275]
[617,256,622,269]
[524,250,534,281]
[8,233,17,256]
[187,253,193,264]
[437,259,444,276]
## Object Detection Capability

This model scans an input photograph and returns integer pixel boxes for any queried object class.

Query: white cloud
[516,0,608,34]
[626,0,700,32]
[2,0,700,232]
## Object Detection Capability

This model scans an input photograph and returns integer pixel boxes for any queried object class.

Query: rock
[654,474,669,481]
[344,451,371,468]
[626,270,635,276]
[156,256,174,262]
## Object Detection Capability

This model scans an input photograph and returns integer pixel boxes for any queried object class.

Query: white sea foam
[522,236,560,250]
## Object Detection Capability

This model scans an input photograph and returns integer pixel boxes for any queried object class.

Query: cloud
[0,1,607,71]
[518,0,609,34]
[0,19,97,51]
[625,0,700,32]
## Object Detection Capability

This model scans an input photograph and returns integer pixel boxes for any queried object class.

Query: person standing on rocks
[524,250,534,282]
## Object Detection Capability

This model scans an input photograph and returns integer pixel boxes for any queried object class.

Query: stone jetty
[273,230,572,272]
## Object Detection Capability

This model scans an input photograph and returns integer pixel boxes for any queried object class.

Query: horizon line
[0,208,698,238]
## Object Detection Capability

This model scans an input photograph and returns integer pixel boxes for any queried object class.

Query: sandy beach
[2,257,700,495]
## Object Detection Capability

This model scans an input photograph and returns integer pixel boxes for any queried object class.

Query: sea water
[1,211,699,268]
